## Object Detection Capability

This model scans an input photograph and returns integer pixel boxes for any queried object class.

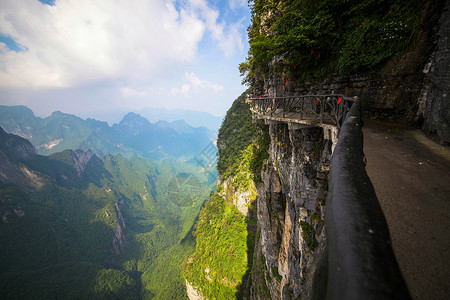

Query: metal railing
[248,95,410,298]
[321,98,410,299]
[248,94,355,129]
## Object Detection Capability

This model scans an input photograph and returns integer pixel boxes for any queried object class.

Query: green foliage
[243,0,421,82]
[300,220,318,251]
[217,91,270,183]
[182,91,269,299]
[217,91,254,178]
[232,144,257,191]
[0,262,99,300]
[183,194,248,299]
[141,234,196,299]
[94,269,139,299]
[0,148,214,299]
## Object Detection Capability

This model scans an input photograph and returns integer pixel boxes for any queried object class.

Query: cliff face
[0,126,41,190]
[71,149,95,177]
[184,93,331,299]
[110,202,126,255]
[415,0,450,144]
[249,124,330,299]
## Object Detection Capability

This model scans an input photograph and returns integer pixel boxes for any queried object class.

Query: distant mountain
[77,107,224,130]
[0,128,214,299]
[0,105,216,160]
[0,127,38,190]
[138,108,224,131]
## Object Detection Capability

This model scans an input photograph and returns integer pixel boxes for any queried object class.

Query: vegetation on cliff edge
[240,0,421,83]
[217,91,270,184]
[183,91,270,298]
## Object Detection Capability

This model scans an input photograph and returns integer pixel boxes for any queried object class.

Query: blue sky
[0,0,251,123]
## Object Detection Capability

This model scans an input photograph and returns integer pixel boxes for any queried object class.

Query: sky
[0,0,251,123]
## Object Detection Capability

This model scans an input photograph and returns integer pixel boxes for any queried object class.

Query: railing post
[271,98,273,117]
[320,97,324,123]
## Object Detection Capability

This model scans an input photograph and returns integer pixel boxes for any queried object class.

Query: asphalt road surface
[363,120,450,300]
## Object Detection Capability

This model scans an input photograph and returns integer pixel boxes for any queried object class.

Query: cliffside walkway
[249,94,355,128]
[249,96,411,299]
[249,95,449,299]
[363,121,450,299]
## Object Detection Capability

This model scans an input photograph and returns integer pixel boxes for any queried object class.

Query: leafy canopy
[240,0,420,83]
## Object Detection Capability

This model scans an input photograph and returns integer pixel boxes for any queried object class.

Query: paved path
[363,120,450,300]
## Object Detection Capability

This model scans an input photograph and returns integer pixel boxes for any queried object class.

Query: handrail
[324,98,410,299]
[248,94,355,129]
[247,95,410,298]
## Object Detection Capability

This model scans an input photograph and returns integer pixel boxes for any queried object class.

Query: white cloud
[120,87,148,98]
[228,0,246,10]
[169,84,191,96]
[160,72,222,97]
[0,0,244,89]
[187,0,245,56]
[185,72,223,91]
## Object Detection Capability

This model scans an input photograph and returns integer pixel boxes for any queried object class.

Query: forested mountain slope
[0,127,214,299]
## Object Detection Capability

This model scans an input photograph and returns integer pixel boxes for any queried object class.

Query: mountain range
[0,105,216,161]
[77,107,224,131]
[0,126,214,299]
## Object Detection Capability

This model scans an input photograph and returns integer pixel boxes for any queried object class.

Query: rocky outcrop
[71,149,95,177]
[186,280,205,300]
[110,203,126,255]
[415,0,450,144]
[221,176,257,217]
[0,127,42,190]
[249,123,331,299]
[0,126,36,161]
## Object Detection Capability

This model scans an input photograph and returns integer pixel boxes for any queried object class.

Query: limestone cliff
[184,93,331,299]
[110,202,126,255]
[71,149,95,177]
[249,124,330,299]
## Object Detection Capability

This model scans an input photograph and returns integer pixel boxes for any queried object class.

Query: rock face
[71,149,95,177]
[110,203,126,255]
[221,176,257,217]
[415,0,450,144]
[0,126,36,162]
[186,280,205,300]
[0,127,41,190]
[249,123,331,299]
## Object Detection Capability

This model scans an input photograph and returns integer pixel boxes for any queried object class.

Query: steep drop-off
[184,0,449,298]
[249,124,331,299]
[184,92,332,299]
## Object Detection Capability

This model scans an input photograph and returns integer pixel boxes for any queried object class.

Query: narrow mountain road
[363,120,450,300]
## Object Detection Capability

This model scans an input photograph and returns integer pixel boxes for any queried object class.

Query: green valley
[0,126,216,299]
